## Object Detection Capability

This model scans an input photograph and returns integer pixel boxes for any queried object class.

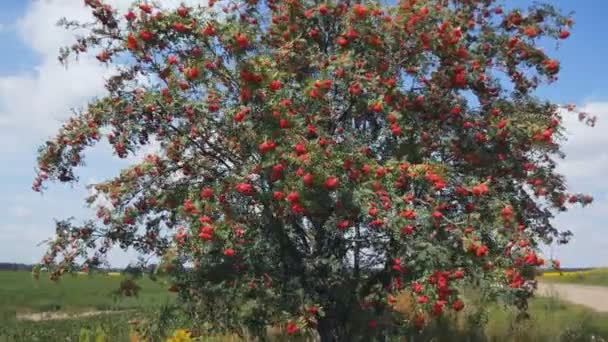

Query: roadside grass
[406,290,608,341]
[484,296,608,341]
[541,268,608,287]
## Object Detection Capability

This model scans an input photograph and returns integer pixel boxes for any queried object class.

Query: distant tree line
[0,262,157,273]
[0,263,33,271]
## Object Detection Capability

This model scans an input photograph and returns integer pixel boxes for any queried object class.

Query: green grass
[541,268,608,287]
[411,291,608,341]
[2,271,608,341]
[0,312,135,342]
[0,271,175,316]
[483,297,608,341]
[0,270,178,341]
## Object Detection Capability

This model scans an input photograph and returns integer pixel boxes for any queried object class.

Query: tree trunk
[317,318,339,342]
[317,316,350,342]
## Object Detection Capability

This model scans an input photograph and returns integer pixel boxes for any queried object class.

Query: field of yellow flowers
[541,268,608,286]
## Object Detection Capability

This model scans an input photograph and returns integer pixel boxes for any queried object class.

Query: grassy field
[0,271,174,316]
[1,270,608,341]
[541,268,608,287]
[0,271,178,341]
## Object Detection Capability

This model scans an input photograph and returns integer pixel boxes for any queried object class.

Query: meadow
[0,271,174,316]
[0,271,179,341]
[1,270,608,341]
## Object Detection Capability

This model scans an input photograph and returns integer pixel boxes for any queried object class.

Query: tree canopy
[34,0,595,339]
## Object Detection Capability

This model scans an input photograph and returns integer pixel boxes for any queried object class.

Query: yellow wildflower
[167,329,192,342]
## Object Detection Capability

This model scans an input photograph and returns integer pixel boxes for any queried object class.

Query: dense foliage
[34,0,595,339]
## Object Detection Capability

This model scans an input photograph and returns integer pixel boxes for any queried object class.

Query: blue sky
[0,0,607,267]
[0,4,39,74]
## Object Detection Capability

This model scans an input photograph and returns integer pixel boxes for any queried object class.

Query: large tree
[34,0,594,340]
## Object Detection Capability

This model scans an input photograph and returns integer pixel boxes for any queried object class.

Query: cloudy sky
[0,0,607,267]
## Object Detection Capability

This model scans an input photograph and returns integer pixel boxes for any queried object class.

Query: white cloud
[547,102,608,267]
[0,0,211,266]
[556,102,608,190]
[0,222,48,264]
[0,220,141,267]
[0,1,110,151]
[0,0,214,153]
[15,0,214,58]
[0,58,111,136]
[9,205,33,219]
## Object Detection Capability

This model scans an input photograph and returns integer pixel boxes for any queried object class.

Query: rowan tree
[34,0,595,340]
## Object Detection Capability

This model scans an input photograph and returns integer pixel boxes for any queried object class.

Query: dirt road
[16,309,132,321]
[537,282,608,312]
